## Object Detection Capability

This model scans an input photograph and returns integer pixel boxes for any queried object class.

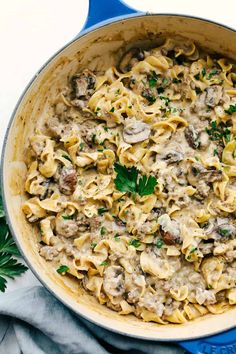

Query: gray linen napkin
[0,286,185,354]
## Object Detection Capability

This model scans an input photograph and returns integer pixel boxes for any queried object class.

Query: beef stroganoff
[22,38,236,324]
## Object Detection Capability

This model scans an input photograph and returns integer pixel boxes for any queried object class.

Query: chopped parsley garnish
[100,261,108,266]
[79,142,85,151]
[202,68,206,77]
[162,77,169,87]
[219,228,229,236]
[114,234,120,241]
[92,134,96,144]
[157,87,165,94]
[114,163,158,197]
[110,107,115,113]
[96,107,101,111]
[100,227,107,236]
[104,126,109,132]
[206,120,231,144]
[143,92,156,103]
[156,239,164,248]
[172,78,181,84]
[62,215,74,220]
[62,154,72,162]
[192,167,200,176]
[225,104,236,115]
[194,73,200,80]
[91,242,97,249]
[195,87,202,95]
[207,69,218,79]
[57,265,69,274]
[213,148,218,156]
[190,247,197,254]
[160,96,170,106]
[128,239,141,248]
[98,207,108,215]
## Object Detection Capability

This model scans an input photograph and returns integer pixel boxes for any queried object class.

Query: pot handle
[82,0,141,31]
[178,327,236,354]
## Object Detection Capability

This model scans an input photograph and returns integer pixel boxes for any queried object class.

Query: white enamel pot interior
[2,14,236,341]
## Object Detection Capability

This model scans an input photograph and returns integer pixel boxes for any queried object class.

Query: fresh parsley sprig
[0,194,27,292]
[114,163,157,197]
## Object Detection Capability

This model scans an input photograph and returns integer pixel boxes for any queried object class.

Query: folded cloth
[0,286,185,354]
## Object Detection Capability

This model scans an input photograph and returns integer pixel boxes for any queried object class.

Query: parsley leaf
[62,215,74,220]
[225,104,236,115]
[0,196,27,292]
[207,69,218,79]
[62,154,72,162]
[114,163,157,196]
[219,228,229,236]
[79,142,85,151]
[137,175,158,197]
[202,68,206,77]
[128,239,141,248]
[100,261,108,266]
[98,208,108,215]
[100,227,107,236]
[114,163,138,194]
[206,120,231,144]
[160,96,170,106]
[57,265,69,274]
[143,92,156,103]
[156,239,164,248]
[110,107,115,113]
[194,73,200,80]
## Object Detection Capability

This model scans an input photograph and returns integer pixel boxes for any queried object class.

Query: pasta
[22,38,236,324]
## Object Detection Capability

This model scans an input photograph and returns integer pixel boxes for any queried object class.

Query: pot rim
[1,13,236,342]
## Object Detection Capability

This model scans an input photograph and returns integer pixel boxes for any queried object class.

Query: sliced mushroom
[119,48,145,73]
[103,266,125,297]
[205,85,223,107]
[184,125,200,149]
[59,166,77,196]
[187,163,222,187]
[123,118,150,144]
[70,69,96,104]
[162,150,184,164]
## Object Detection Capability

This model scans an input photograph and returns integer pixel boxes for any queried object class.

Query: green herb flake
[57,265,69,274]
[213,148,218,156]
[190,247,197,254]
[98,207,108,215]
[114,234,120,241]
[202,68,206,77]
[160,96,170,106]
[100,261,108,266]
[194,73,200,80]
[195,87,202,95]
[115,89,121,95]
[104,126,109,132]
[156,239,164,248]
[91,242,97,250]
[149,78,157,87]
[62,215,74,220]
[62,154,72,162]
[219,228,229,236]
[157,87,165,94]
[128,239,141,248]
[110,107,115,113]
[100,227,107,236]
[79,142,85,151]
[206,120,231,144]
[207,69,218,79]
[143,92,156,103]
[225,104,236,115]
[172,78,181,84]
